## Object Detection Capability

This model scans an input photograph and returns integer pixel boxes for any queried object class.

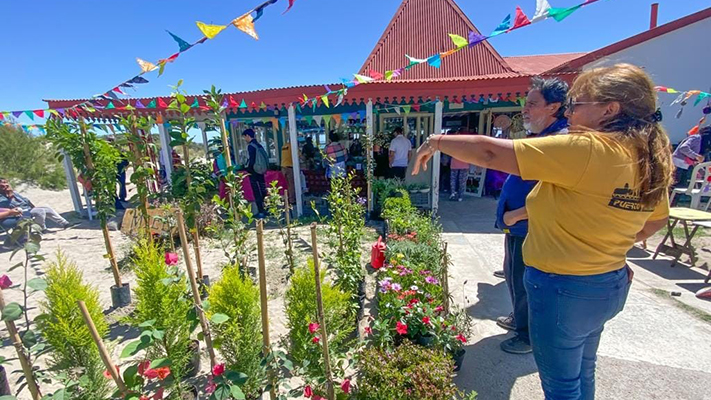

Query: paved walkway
[438,196,711,400]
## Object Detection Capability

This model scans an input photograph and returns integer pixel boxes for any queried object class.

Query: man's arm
[677,135,702,160]
[503,206,528,226]
[389,150,395,167]
[246,144,256,172]
[636,218,667,242]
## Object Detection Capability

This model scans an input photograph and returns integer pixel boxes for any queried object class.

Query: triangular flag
[341,78,356,88]
[119,83,133,89]
[48,110,59,117]
[191,98,200,108]
[129,76,149,84]
[196,22,227,39]
[24,111,34,120]
[448,33,469,49]
[113,86,125,95]
[694,92,710,107]
[146,99,157,109]
[332,114,342,126]
[342,113,351,122]
[321,95,330,108]
[228,96,240,108]
[106,91,119,100]
[385,70,394,81]
[491,14,511,36]
[405,54,428,68]
[441,48,459,58]
[250,102,257,109]
[124,104,136,111]
[412,104,421,112]
[403,105,412,115]
[548,5,582,22]
[510,7,531,30]
[157,98,168,108]
[136,58,158,73]
[135,100,146,109]
[33,110,45,118]
[239,99,248,108]
[313,115,323,126]
[354,74,374,84]
[394,107,401,115]
[531,0,552,23]
[0,113,5,120]
[427,54,441,68]
[323,115,332,125]
[167,30,192,52]
[304,115,313,125]
[283,0,296,14]
[106,102,116,109]
[56,108,65,116]
[468,31,487,48]
[232,14,259,40]
[260,102,267,110]
[667,88,679,94]
[335,94,344,108]
[369,70,384,80]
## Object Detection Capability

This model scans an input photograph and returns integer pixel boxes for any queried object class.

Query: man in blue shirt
[495,77,569,354]
[0,178,73,232]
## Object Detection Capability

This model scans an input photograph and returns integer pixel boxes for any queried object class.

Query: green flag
[548,5,582,22]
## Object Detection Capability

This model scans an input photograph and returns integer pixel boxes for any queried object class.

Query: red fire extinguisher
[370,236,386,269]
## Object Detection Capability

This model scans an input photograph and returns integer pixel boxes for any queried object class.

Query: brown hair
[569,63,673,208]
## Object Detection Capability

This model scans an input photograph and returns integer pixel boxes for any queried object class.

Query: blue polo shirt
[495,119,568,237]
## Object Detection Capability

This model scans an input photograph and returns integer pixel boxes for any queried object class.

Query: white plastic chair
[671,161,711,210]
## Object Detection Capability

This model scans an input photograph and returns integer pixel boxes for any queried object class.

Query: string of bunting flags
[298,0,604,111]
[655,86,711,135]
[0,0,297,124]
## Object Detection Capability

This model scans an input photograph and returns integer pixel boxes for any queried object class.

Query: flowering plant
[204,363,248,400]
[120,358,172,400]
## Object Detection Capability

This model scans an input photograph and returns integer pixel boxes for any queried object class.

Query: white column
[61,150,83,215]
[366,99,374,213]
[432,100,443,212]
[157,122,172,184]
[288,105,303,217]
[198,121,210,159]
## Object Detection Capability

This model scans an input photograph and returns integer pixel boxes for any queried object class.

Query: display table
[241,170,288,202]
[652,207,711,268]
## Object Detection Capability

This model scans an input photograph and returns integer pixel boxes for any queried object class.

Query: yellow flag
[667,88,679,94]
[353,74,374,84]
[48,109,60,117]
[321,95,330,108]
[136,58,158,73]
[196,21,227,39]
[232,14,259,40]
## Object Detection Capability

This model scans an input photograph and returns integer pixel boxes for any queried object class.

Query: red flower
[140,396,150,400]
[304,385,313,398]
[396,321,408,335]
[408,298,419,306]
[143,368,158,379]
[164,252,179,266]
[205,377,217,394]
[364,326,372,336]
[308,322,320,334]
[456,334,467,343]
[422,316,431,325]
[155,367,171,380]
[341,379,351,394]
[153,388,164,400]
[138,360,151,376]
[213,363,225,377]
[0,275,12,290]
[312,336,320,344]
[435,305,444,313]
[103,365,119,379]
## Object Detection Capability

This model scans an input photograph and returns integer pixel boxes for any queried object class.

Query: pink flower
[422,316,431,325]
[364,326,372,336]
[456,334,467,343]
[0,275,12,290]
[425,276,440,285]
[435,305,444,313]
[138,360,151,376]
[164,252,179,266]
[205,377,217,394]
[312,336,320,344]
[103,365,119,379]
[391,283,402,292]
[212,363,225,377]
[304,385,313,398]
[396,321,408,335]
[153,388,164,400]
[308,322,320,334]
[341,379,351,394]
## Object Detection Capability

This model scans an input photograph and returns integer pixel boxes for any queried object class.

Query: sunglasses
[566,98,604,113]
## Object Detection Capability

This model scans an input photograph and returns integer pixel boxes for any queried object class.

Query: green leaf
[230,385,245,399]
[210,313,230,325]
[51,389,66,400]
[149,358,171,369]
[20,330,38,349]
[225,371,248,385]
[0,396,17,400]
[152,329,165,341]
[24,242,40,254]
[27,278,47,292]
[122,364,139,388]
[120,337,150,358]
[180,103,191,114]
[138,319,156,328]
[1,303,23,322]
[9,262,23,272]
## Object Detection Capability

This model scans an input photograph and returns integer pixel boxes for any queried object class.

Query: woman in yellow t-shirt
[412,64,673,400]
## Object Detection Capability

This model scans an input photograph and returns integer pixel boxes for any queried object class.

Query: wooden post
[441,242,450,315]
[176,210,217,368]
[284,190,294,274]
[79,122,122,288]
[309,223,335,400]
[256,221,277,400]
[129,121,151,236]
[192,231,204,280]
[0,290,41,400]
[218,112,236,211]
[77,301,128,394]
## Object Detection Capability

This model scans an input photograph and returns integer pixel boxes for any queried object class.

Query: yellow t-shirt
[513,133,669,276]
[281,143,293,168]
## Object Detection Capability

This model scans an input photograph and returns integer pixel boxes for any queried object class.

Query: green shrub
[0,125,67,189]
[208,265,264,399]
[285,261,354,370]
[37,250,111,399]
[356,341,459,400]
[386,239,442,275]
[131,240,193,382]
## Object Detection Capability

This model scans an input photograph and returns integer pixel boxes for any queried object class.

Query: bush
[208,265,264,399]
[285,261,354,370]
[356,341,459,400]
[0,125,67,189]
[386,239,442,275]
[37,250,111,398]
[131,240,193,382]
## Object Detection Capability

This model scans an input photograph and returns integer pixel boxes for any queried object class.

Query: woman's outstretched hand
[412,136,439,175]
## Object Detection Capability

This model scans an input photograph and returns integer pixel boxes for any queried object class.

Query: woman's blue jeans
[524,266,631,400]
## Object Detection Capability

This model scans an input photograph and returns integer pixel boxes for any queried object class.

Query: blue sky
[0,0,707,119]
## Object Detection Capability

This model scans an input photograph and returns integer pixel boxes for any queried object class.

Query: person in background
[449,131,471,201]
[494,76,570,355]
[116,155,129,209]
[324,131,348,179]
[671,126,711,188]
[212,146,228,200]
[281,140,299,205]
[388,127,412,179]
[412,64,672,399]
[0,178,74,232]
[242,129,268,218]
[302,136,316,170]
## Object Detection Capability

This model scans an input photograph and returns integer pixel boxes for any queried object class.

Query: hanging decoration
[655,86,711,121]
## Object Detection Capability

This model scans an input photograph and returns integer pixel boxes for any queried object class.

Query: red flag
[250,102,257,109]
[510,6,531,31]
[412,104,421,112]
[113,86,126,95]
[283,0,296,14]
[229,95,240,108]
[33,110,45,118]
[157,98,168,108]
[369,70,384,80]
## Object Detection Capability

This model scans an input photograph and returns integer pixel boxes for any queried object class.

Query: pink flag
[510,6,531,31]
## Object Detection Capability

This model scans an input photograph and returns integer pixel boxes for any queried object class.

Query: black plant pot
[356,294,366,322]
[185,340,201,378]
[110,283,131,309]
[357,279,366,297]
[0,366,10,395]
[452,349,466,372]
[416,334,435,347]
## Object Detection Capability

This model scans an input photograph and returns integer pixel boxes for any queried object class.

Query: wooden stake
[256,220,277,400]
[309,223,335,400]
[218,112,236,211]
[0,290,41,400]
[77,301,127,395]
[441,242,450,315]
[192,230,204,279]
[284,190,294,274]
[176,210,217,368]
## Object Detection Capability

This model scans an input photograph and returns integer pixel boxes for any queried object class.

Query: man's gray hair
[530,76,569,119]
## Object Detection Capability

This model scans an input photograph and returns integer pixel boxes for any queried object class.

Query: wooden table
[653,207,711,269]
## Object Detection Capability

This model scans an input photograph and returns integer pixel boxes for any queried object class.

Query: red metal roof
[548,7,711,73]
[358,0,513,80]
[504,53,586,76]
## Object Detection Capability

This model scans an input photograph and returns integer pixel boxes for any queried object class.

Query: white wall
[582,17,711,144]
